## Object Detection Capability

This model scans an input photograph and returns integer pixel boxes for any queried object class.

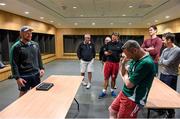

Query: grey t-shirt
[159,46,180,76]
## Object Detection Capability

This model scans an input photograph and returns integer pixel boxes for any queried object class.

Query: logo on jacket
[33,44,37,49]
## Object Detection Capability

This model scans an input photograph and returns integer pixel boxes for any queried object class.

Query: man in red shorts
[109,40,155,118]
[98,32,123,98]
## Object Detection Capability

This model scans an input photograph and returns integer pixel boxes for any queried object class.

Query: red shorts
[109,91,140,118]
[104,61,119,81]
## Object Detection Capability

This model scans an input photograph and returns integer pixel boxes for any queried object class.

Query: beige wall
[157,18,180,34]
[56,28,149,59]
[1,10,179,60]
[0,10,56,34]
[0,10,59,57]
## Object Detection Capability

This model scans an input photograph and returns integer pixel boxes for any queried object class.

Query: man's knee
[108,106,117,119]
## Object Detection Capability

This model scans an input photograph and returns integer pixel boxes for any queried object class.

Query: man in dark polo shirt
[99,32,123,98]
[10,26,45,97]
[77,33,96,89]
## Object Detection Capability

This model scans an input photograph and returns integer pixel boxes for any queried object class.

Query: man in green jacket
[10,26,45,97]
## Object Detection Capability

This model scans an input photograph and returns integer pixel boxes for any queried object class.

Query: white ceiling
[0,0,180,28]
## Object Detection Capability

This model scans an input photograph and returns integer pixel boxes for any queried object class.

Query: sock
[111,88,114,92]
[102,89,106,93]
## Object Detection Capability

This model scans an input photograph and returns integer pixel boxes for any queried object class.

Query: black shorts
[19,73,40,91]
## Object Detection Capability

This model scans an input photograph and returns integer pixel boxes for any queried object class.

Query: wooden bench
[0,54,56,81]
[145,77,180,118]
[0,65,12,81]
[0,75,83,119]
[41,54,56,64]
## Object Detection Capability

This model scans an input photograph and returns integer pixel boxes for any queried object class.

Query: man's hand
[144,46,154,51]
[16,78,27,87]
[39,69,45,77]
[121,53,129,64]
[104,50,112,56]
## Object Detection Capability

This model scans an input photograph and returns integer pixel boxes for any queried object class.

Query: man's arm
[10,46,20,80]
[148,39,162,55]
[77,43,81,60]
[37,45,44,70]
[161,49,180,66]
[120,56,134,88]
[37,44,45,77]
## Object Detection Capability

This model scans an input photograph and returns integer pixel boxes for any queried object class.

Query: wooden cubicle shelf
[61,53,99,60]
[61,55,100,60]
[0,54,56,81]
[63,53,99,60]
[42,54,56,64]
[63,53,76,56]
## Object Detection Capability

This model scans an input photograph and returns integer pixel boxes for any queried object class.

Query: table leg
[147,109,150,118]
[74,98,79,111]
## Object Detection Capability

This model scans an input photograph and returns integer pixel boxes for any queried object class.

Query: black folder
[36,82,54,91]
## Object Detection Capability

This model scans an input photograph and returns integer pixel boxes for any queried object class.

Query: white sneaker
[82,80,87,86]
[86,83,91,89]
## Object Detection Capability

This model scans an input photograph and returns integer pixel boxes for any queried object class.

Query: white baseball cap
[20,26,34,32]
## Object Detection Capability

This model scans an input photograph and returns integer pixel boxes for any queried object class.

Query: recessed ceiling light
[110,22,114,25]
[0,3,6,6]
[165,16,170,19]
[74,22,78,25]
[122,14,126,16]
[24,11,29,14]
[73,6,77,9]
[40,17,44,19]
[128,22,132,25]
[155,20,158,22]
[129,5,133,8]
[50,21,54,23]
[80,14,84,17]
[92,22,95,26]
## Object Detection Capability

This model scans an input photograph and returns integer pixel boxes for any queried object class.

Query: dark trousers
[159,73,178,117]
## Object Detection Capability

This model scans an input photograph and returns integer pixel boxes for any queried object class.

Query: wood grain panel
[157,18,180,34]
[0,75,83,119]
[56,28,149,59]
[0,10,56,34]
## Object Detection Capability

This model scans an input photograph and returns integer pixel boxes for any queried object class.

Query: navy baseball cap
[20,26,33,32]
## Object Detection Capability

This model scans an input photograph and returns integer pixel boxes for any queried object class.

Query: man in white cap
[10,25,45,97]
[99,36,111,64]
